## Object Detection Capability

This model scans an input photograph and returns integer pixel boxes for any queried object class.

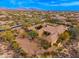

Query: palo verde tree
[56,30,70,44]
[2,30,15,42]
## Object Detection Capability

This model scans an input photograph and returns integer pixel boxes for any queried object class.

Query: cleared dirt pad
[16,37,41,56]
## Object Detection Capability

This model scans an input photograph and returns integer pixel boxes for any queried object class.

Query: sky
[0,0,79,11]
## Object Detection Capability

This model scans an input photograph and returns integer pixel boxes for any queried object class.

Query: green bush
[28,30,38,39]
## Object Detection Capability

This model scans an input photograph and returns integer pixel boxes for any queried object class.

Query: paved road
[0,24,22,32]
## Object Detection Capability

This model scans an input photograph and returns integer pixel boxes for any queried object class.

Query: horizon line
[0,7,79,12]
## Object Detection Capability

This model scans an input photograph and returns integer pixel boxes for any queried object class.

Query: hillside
[0,10,79,58]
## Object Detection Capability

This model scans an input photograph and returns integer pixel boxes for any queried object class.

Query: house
[37,24,68,45]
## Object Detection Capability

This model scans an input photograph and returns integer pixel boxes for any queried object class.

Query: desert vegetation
[0,10,79,57]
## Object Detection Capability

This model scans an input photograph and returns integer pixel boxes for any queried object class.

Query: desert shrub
[19,50,27,58]
[9,22,16,26]
[47,19,64,24]
[11,41,27,57]
[2,30,15,42]
[37,38,51,49]
[50,51,58,57]
[41,52,50,58]
[53,43,58,47]
[50,47,64,57]
[66,19,78,25]
[11,41,19,50]
[27,30,38,39]
[0,30,27,57]
[56,30,70,44]
[33,19,42,24]
[18,30,27,38]
[43,31,51,36]
[56,47,63,52]
[35,25,43,30]
[68,26,79,39]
